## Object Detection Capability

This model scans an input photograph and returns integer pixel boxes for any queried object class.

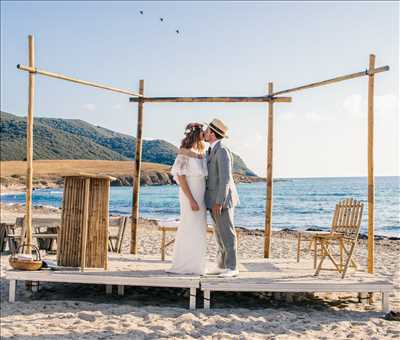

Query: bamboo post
[25,35,35,254]
[264,82,274,258]
[367,54,376,274]
[80,178,90,271]
[131,79,144,254]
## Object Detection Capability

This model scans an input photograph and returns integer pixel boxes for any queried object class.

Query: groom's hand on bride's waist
[212,203,222,216]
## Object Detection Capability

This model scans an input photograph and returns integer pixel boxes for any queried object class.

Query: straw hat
[204,118,229,138]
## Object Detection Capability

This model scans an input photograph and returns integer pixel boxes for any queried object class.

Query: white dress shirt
[210,140,220,151]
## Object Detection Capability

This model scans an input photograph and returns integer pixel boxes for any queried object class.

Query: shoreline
[1,200,399,240]
[0,159,265,188]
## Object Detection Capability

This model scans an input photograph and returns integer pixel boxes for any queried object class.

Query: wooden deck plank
[6,255,200,288]
[200,282,392,292]
[6,271,199,288]
[201,259,392,292]
[5,256,393,310]
[199,258,392,311]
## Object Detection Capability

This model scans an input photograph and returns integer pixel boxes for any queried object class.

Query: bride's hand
[190,199,200,211]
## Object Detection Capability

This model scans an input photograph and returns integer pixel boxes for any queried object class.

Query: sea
[2,176,399,237]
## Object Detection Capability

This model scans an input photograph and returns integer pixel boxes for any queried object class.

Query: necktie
[207,147,211,156]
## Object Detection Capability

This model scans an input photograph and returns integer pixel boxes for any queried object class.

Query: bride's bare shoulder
[178,148,191,156]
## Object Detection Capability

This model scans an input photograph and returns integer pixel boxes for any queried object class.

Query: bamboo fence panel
[58,176,110,269]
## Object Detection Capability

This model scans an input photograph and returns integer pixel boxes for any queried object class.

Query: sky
[1,1,399,178]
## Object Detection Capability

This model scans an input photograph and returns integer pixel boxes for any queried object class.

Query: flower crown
[185,123,203,135]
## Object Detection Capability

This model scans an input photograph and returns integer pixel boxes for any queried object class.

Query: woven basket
[9,244,42,271]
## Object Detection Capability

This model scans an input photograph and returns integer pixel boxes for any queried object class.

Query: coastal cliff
[0,160,264,192]
[1,111,257,177]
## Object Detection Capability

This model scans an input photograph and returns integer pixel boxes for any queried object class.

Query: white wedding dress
[168,153,208,275]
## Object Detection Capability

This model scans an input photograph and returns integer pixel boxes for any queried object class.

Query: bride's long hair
[180,123,205,153]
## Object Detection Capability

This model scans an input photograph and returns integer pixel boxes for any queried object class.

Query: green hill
[0,111,257,176]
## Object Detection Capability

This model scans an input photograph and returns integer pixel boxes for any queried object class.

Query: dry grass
[0,160,170,177]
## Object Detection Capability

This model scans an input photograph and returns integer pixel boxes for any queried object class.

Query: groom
[204,118,239,277]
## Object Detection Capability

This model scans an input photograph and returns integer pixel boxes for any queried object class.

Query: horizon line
[274,175,399,179]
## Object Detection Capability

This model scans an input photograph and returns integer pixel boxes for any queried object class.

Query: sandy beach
[1,200,399,340]
[2,0,399,337]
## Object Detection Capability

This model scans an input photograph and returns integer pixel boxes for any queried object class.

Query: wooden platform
[5,256,393,311]
[201,259,393,311]
[6,255,199,309]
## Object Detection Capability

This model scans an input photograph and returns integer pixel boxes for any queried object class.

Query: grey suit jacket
[205,141,239,210]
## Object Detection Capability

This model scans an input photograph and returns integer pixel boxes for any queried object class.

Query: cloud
[343,94,363,117]
[280,112,295,121]
[278,111,332,122]
[342,93,397,118]
[83,103,96,111]
[375,94,397,114]
[254,132,263,142]
[305,111,333,121]
[228,131,263,155]
[112,104,122,110]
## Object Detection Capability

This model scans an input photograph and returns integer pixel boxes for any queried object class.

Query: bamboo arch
[18,34,389,274]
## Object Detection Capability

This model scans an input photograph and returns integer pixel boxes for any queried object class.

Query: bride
[167,123,208,275]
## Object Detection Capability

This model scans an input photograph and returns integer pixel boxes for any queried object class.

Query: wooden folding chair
[6,216,60,252]
[5,217,26,252]
[108,216,127,253]
[0,223,8,252]
[314,198,364,278]
[31,218,61,252]
[296,230,328,268]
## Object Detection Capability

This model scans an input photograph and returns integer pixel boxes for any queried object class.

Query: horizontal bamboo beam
[272,65,389,96]
[17,64,143,97]
[129,96,292,103]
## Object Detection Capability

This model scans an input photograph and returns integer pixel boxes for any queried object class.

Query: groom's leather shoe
[206,266,225,275]
[219,269,239,278]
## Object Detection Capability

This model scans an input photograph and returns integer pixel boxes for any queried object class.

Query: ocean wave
[47,191,63,195]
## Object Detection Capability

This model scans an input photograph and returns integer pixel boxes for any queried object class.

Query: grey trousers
[210,208,237,270]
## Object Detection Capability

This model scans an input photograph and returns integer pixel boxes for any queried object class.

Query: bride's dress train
[167,153,208,275]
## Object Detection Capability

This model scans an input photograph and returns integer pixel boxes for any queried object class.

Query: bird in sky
[138,10,181,36]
